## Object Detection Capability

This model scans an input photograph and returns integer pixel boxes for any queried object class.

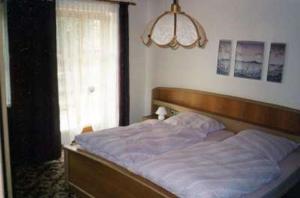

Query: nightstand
[142,115,157,121]
[142,115,171,121]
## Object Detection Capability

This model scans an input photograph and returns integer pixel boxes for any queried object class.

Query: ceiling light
[141,0,208,49]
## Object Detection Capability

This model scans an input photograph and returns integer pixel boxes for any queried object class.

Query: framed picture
[267,43,286,83]
[234,41,264,80]
[217,40,232,75]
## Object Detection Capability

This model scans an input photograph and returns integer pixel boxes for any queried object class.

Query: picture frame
[217,40,232,76]
[234,41,264,80]
[267,43,286,83]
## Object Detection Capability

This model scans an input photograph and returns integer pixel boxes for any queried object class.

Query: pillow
[224,129,299,162]
[164,112,225,135]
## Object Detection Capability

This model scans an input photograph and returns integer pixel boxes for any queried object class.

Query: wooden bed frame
[64,87,300,197]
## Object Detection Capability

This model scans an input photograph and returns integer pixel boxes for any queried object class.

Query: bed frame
[64,87,300,197]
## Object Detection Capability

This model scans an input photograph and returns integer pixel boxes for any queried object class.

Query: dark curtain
[7,0,61,165]
[119,3,130,126]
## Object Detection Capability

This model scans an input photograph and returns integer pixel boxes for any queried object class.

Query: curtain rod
[94,0,136,6]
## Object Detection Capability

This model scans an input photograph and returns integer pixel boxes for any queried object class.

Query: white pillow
[224,129,299,162]
[164,112,225,135]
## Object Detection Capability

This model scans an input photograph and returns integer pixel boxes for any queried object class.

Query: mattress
[203,130,234,142]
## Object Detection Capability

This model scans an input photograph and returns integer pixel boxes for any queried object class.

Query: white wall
[129,0,151,122]
[143,0,300,114]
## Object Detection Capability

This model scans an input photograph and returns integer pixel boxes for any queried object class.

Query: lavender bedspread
[133,141,280,198]
[75,119,208,167]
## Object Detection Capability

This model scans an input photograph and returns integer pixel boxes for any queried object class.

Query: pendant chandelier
[141,0,208,49]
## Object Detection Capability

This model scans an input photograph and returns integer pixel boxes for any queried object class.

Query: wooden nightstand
[142,115,157,121]
[142,115,171,121]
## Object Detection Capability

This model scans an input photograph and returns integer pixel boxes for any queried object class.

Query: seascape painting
[267,43,286,83]
[234,41,264,80]
[217,40,232,75]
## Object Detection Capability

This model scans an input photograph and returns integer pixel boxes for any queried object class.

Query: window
[56,0,119,145]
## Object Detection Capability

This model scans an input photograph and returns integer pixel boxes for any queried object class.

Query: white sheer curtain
[56,0,119,145]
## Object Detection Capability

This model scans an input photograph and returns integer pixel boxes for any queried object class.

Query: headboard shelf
[152,87,300,138]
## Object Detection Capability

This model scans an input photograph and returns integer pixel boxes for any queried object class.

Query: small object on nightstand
[156,106,167,120]
[70,125,93,146]
[142,115,157,121]
[82,125,93,134]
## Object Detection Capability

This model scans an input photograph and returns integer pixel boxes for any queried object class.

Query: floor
[283,183,300,198]
[13,156,76,198]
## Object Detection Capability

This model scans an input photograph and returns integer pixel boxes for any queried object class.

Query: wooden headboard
[152,87,300,141]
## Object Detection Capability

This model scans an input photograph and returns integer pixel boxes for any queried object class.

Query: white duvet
[133,141,281,198]
[75,119,209,167]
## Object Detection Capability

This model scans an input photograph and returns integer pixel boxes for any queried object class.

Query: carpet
[13,156,76,198]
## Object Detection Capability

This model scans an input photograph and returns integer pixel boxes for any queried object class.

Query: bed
[64,87,300,198]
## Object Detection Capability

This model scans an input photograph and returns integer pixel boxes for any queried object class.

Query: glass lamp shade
[156,106,167,115]
[156,106,167,120]
[141,0,207,49]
